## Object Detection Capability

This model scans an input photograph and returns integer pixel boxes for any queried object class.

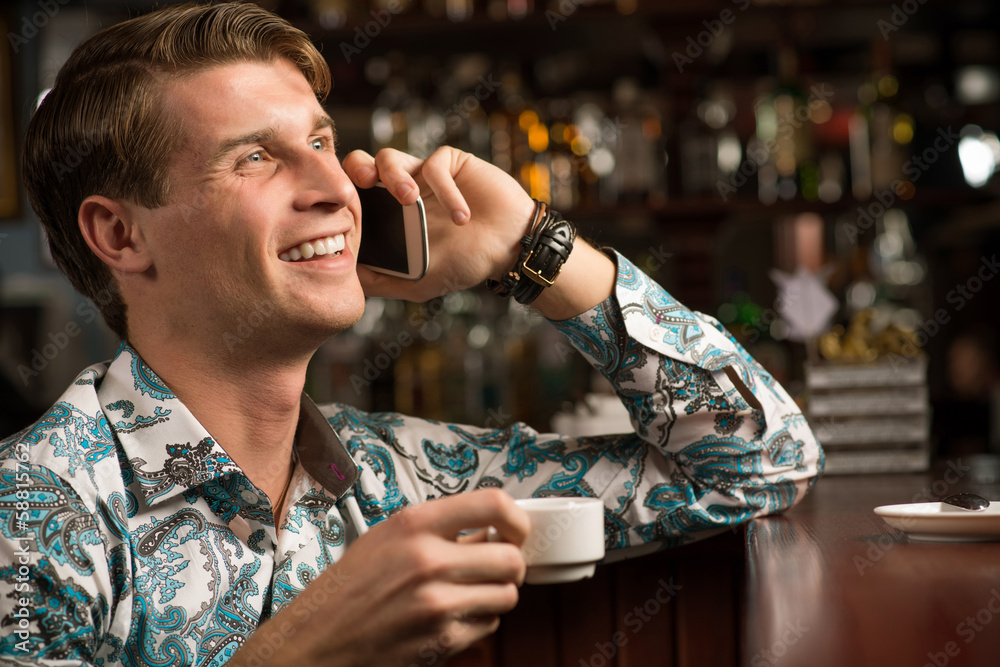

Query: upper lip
[279,228,351,255]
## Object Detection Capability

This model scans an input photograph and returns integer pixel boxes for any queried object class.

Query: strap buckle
[521,247,557,287]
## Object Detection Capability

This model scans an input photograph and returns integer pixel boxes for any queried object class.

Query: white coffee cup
[494,497,605,585]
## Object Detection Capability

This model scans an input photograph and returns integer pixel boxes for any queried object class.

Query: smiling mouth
[279,234,346,262]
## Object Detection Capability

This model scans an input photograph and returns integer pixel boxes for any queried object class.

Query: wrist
[485,199,577,305]
[492,195,537,282]
[531,240,616,321]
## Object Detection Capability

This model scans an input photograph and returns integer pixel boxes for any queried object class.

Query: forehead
[160,59,323,154]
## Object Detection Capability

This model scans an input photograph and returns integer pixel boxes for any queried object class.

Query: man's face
[130,58,365,351]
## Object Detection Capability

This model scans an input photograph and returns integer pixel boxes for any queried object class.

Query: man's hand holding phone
[344,146,535,303]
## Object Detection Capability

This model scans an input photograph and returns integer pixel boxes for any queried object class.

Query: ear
[79,196,153,274]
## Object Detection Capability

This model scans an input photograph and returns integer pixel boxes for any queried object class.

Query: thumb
[358,265,419,300]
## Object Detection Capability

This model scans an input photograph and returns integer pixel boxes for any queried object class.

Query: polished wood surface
[744,470,1000,667]
[450,530,744,667]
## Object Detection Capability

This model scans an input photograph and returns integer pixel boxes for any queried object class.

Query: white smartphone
[357,182,429,280]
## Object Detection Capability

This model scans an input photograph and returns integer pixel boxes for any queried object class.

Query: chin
[317,291,367,337]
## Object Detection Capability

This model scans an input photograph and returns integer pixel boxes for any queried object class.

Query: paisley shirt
[0,253,822,666]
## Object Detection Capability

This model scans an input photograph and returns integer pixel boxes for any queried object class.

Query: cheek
[348,202,363,252]
[155,207,261,281]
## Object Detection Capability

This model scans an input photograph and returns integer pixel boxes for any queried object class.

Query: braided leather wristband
[486,199,577,305]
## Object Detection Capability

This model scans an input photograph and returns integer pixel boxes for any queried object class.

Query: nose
[291,149,357,214]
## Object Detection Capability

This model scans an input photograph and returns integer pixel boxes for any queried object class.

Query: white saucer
[873,502,1000,542]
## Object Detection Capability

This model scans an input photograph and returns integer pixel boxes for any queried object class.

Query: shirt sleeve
[540,250,824,550]
[333,251,823,553]
[0,442,123,666]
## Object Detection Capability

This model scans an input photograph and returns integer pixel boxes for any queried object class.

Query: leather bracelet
[485,199,576,305]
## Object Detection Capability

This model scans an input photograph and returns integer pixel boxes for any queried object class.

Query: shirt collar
[98,343,358,507]
[296,392,359,499]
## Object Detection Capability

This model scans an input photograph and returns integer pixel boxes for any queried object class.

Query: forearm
[531,240,616,322]
[549,251,823,511]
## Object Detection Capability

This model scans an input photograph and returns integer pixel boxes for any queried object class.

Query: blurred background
[1,0,998,469]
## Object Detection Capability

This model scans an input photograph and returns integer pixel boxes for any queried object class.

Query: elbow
[754,429,825,516]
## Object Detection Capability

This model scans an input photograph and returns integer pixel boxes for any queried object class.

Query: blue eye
[311,139,324,150]
[245,152,263,162]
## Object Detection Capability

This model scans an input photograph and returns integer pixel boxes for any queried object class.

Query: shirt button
[240,489,259,504]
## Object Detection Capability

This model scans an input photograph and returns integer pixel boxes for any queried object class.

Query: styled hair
[21,1,331,339]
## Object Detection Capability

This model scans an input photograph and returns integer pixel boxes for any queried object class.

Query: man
[0,3,822,666]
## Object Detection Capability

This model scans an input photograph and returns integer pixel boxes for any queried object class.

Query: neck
[127,329,313,507]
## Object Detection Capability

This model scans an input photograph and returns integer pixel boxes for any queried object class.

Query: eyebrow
[207,114,337,167]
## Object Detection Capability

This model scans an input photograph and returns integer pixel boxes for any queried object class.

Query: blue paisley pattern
[0,250,821,665]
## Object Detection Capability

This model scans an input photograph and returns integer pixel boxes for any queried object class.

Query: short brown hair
[22,1,331,339]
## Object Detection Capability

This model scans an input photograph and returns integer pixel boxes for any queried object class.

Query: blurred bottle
[446,0,474,22]
[486,0,534,20]
[868,39,914,197]
[753,45,816,204]
[546,98,579,211]
[371,75,412,152]
[613,77,667,206]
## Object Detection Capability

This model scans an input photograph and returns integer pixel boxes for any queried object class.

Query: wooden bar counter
[744,470,1000,667]
[452,466,1000,666]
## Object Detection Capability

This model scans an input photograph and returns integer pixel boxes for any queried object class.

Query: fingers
[444,581,520,619]
[343,148,421,205]
[422,148,471,224]
[356,264,420,301]
[406,489,531,547]
[344,147,472,224]
[419,613,503,662]
[374,149,421,205]
[437,541,526,586]
[409,581,518,632]
[341,149,379,188]
[456,528,489,544]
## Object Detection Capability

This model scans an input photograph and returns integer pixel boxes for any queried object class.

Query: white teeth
[280,234,346,262]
